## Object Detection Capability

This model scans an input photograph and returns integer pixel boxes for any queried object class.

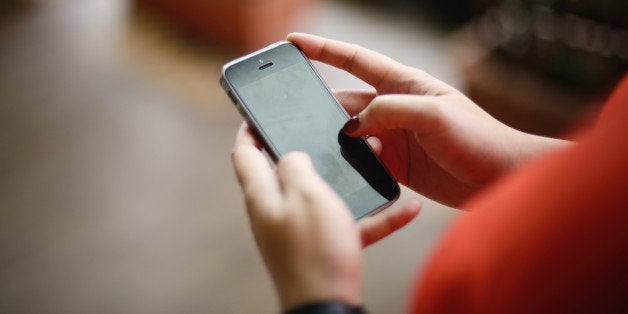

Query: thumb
[342,94,445,137]
[359,198,421,247]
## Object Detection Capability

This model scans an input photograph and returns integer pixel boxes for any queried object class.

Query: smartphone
[220,41,399,219]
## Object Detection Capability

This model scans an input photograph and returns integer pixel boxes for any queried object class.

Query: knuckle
[365,95,387,115]
[245,188,280,213]
[364,96,392,124]
[243,184,265,202]
[279,151,311,171]
[282,151,309,163]
[297,184,322,203]
[422,98,444,118]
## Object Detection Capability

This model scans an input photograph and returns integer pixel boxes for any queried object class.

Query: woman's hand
[232,124,420,310]
[289,33,569,207]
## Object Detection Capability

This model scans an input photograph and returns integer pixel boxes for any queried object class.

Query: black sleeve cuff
[284,301,365,314]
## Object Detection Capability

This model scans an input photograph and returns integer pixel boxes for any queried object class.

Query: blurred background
[0,0,625,313]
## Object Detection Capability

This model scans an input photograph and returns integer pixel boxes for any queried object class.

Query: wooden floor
[0,1,458,313]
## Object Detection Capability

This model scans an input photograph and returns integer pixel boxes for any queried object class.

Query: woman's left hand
[232,123,421,310]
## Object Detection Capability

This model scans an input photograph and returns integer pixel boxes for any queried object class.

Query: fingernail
[343,115,360,134]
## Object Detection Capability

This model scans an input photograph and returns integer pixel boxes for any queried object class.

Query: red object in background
[134,0,317,53]
[410,76,628,313]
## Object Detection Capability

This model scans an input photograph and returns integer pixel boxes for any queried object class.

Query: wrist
[274,256,363,310]
[511,130,573,167]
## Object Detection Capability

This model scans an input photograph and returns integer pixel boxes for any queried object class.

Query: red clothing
[410,76,628,314]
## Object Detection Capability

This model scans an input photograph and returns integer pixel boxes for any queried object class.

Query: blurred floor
[0,0,458,313]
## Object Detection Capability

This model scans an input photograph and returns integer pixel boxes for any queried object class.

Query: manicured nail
[343,115,360,134]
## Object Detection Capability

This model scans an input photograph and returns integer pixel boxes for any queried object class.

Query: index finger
[232,123,282,220]
[288,33,411,92]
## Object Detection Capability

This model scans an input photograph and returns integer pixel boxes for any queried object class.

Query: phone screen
[223,42,398,218]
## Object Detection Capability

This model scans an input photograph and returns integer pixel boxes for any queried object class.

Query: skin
[231,33,570,310]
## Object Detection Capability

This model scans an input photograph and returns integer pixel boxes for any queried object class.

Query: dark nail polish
[343,115,360,134]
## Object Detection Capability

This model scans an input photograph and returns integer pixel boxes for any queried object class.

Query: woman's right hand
[288,33,569,207]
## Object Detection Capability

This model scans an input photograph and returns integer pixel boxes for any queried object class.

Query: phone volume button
[236,104,246,115]
[227,90,238,104]
[232,101,246,115]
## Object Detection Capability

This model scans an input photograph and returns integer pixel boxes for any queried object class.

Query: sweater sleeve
[409,76,628,314]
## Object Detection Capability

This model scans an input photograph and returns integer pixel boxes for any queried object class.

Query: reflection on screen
[238,62,393,218]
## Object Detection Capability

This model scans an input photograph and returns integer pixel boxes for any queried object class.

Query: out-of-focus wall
[132,0,318,53]
[0,1,459,313]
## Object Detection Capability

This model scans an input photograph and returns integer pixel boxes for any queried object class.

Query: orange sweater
[410,76,628,314]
